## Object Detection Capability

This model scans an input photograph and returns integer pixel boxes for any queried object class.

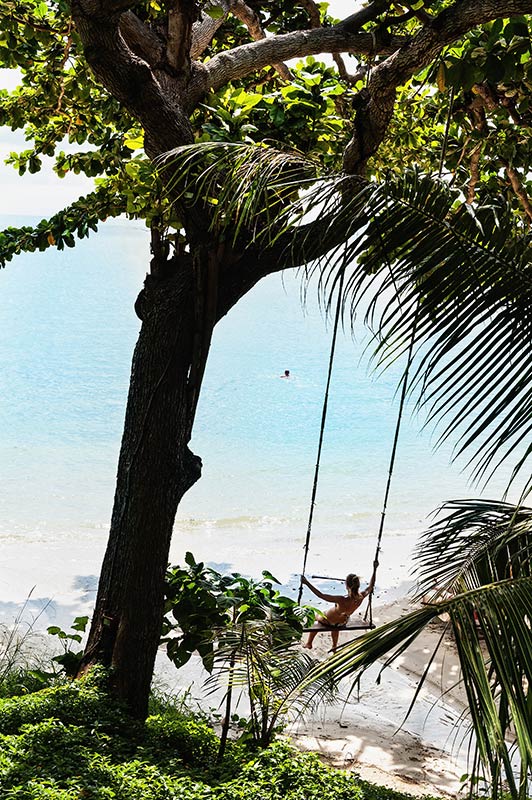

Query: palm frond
[158,141,324,246]
[160,142,532,487]
[414,499,532,599]
[299,578,532,799]
[204,619,338,733]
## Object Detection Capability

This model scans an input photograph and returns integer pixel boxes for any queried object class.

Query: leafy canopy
[3,3,532,266]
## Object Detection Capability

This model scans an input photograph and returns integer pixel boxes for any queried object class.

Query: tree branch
[167,0,198,73]
[466,143,483,204]
[232,0,291,81]
[299,0,322,27]
[342,0,532,174]
[191,1,231,58]
[71,0,194,155]
[503,162,532,223]
[333,53,366,86]
[202,28,407,92]
[119,11,164,67]
[338,0,390,33]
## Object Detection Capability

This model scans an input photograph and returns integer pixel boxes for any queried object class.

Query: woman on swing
[301,566,377,653]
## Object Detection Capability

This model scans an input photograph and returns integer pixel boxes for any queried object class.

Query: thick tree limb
[343,0,532,173]
[73,0,532,174]
[71,0,194,154]
[338,0,389,33]
[119,11,164,67]
[202,28,407,92]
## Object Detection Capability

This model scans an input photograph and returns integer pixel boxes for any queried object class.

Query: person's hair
[346,573,360,596]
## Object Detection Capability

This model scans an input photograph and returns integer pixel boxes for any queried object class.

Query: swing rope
[297,259,419,627]
[364,307,419,622]
[297,264,347,604]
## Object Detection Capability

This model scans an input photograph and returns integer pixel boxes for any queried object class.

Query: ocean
[0,220,521,629]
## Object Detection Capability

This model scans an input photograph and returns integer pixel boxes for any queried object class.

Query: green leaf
[206,4,224,19]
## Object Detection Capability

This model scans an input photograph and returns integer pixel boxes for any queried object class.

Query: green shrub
[0,668,56,699]
[0,675,443,800]
[0,671,133,738]
[216,742,364,800]
[144,712,219,765]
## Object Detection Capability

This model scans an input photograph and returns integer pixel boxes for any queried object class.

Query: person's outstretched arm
[300,575,342,603]
[361,560,379,598]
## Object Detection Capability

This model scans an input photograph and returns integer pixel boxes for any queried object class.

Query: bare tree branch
[232,0,291,81]
[503,161,532,223]
[466,143,483,204]
[299,0,322,28]
[333,53,366,86]
[202,28,407,92]
[464,96,487,203]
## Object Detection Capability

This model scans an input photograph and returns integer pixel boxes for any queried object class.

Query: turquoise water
[0,219,521,614]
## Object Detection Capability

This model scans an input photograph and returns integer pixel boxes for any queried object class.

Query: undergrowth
[0,666,442,800]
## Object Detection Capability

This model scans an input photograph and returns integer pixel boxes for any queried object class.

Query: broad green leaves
[163,553,313,672]
[195,58,353,167]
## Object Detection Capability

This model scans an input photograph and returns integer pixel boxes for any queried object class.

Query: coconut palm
[161,141,532,797]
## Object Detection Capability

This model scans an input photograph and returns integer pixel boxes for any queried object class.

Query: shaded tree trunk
[78,260,203,719]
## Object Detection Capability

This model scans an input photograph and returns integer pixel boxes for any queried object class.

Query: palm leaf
[204,619,338,739]
[414,499,532,600]
[159,142,532,488]
[298,578,532,799]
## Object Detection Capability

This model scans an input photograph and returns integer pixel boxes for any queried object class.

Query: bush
[0,674,442,800]
[144,712,219,765]
[0,668,132,737]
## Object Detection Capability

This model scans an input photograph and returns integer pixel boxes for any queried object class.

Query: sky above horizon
[0,1,356,217]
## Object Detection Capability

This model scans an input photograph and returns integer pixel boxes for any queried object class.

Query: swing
[297,263,417,634]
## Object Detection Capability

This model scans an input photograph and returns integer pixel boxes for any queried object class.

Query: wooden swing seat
[303,622,375,632]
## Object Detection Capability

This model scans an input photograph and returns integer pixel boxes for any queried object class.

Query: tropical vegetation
[0,667,441,800]
[2,0,532,797]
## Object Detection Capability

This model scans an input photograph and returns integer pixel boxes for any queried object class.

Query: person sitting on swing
[301,566,377,653]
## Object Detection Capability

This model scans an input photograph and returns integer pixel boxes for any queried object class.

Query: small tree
[162,554,328,757]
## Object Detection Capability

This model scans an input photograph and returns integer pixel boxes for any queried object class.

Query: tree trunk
[78,263,202,719]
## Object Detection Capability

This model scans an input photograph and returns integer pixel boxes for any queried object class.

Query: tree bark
[78,263,202,718]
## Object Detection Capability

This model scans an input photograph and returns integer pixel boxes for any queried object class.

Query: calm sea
[0,219,521,624]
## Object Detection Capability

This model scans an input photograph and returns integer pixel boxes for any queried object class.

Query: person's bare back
[321,592,365,626]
